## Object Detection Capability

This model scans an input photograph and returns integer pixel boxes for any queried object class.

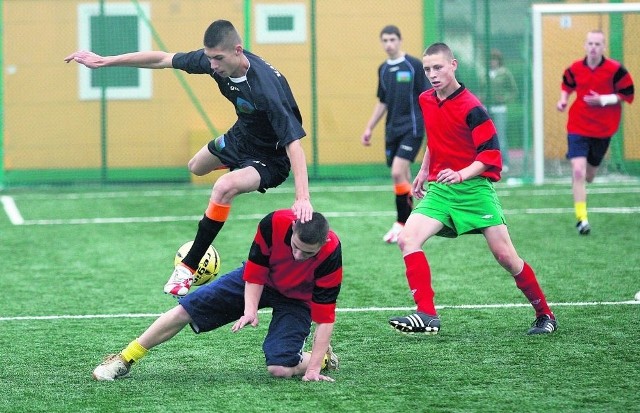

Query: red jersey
[243,210,342,323]
[562,56,634,138]
[419,86,502,182]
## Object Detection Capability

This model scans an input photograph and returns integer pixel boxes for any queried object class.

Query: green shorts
[412,178,507,238]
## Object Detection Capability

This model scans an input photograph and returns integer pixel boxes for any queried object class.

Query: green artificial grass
[1,181,638,412]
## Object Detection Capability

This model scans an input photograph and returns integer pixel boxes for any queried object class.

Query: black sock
[182,216,224,270]
[396,193,413,224]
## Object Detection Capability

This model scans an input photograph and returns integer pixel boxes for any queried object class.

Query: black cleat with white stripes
[389,312,440,335]
[527,314,557,335]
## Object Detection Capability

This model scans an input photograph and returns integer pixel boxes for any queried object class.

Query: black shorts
[566,134,611,167]
[385,131,423,167]
[207,134,291,193]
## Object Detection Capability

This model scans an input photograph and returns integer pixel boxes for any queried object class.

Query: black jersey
[172,49,305,157]
[377,54,430,139]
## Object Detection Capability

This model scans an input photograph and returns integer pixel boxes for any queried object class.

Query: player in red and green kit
[389,43,557,335]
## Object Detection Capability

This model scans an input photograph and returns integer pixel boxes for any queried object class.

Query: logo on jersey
[396,71,412,82]
[236,97,256,114]
[260,57,282,77]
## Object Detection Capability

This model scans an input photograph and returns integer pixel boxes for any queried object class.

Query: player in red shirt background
[388,43,557,336]
[557,30,635,235]
[92,210,342,382]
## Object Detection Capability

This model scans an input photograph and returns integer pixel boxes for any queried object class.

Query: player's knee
[212,177,239,199]
[572,168,586,182]
[267,365,293,378]
[187,157,207,176]
[494,251,519,273]
[397,232,416,254]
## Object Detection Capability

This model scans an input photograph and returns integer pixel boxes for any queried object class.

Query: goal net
[531,3,640,184]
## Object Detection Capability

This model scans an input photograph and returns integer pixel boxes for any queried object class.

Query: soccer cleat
[321,345,339,371]
[383,222,404,243]
[92,354,131,381]
[389,312,440,335]
[527,314,557,335]
[163,264,194,297]
[576,220,591,235]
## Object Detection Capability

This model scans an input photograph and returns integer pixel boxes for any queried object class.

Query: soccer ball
[174,241,221,286]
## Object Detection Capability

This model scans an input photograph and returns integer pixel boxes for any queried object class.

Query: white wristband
[599,94,619,106]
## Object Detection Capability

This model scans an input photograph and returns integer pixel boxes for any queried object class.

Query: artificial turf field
[1,179,638,413]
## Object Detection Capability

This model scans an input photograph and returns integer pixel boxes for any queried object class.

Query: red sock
[514,262,553,318]
[404,251,437,316]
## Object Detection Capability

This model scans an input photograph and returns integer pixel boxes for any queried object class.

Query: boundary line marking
[1,300,638,322]
[1,195,24,225]
[5,184,640,200]
[10,206,640,226]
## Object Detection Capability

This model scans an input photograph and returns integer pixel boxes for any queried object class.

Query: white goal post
[531,2,640,184]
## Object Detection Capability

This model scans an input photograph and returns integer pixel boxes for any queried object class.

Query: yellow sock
[574,202,588,222]
[121,339,148,364]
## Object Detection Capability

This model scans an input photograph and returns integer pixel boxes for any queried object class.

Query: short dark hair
[424,42,454,60]
[380,25,401,40]
[294,212,330,245]
[203,20,242,49]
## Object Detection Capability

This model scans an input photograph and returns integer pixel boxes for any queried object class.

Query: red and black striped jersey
[562,56,634,138]
[243,210,342,324]
[419,85,502,182]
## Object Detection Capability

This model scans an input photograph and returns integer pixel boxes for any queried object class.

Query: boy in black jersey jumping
[65,20,313,297]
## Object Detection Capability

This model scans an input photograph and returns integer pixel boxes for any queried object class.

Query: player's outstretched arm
[64,50,176,69]
[302,322,335,382]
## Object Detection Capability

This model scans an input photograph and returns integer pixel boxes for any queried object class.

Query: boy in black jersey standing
[66,20,313,297]
[361,25,431,244]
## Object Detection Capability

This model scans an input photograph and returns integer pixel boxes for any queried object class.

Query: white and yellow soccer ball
[174,241,221,286]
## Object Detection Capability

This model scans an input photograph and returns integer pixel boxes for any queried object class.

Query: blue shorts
[179,264,312,368]
[566,134,611,167]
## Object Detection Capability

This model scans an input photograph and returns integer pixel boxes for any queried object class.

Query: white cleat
[383,222,404,243]
[92,354,131,381]
[163,265,194,297]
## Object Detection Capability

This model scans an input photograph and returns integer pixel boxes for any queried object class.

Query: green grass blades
[1,181,639,412]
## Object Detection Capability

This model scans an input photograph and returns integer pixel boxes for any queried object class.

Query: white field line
[6,184,640,200]
[10,206,640,226]
[0,196,25,225]
[4,184,640,225]
[1,300,638,322]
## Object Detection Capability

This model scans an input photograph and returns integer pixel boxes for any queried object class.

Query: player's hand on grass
[302,370,335,382]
